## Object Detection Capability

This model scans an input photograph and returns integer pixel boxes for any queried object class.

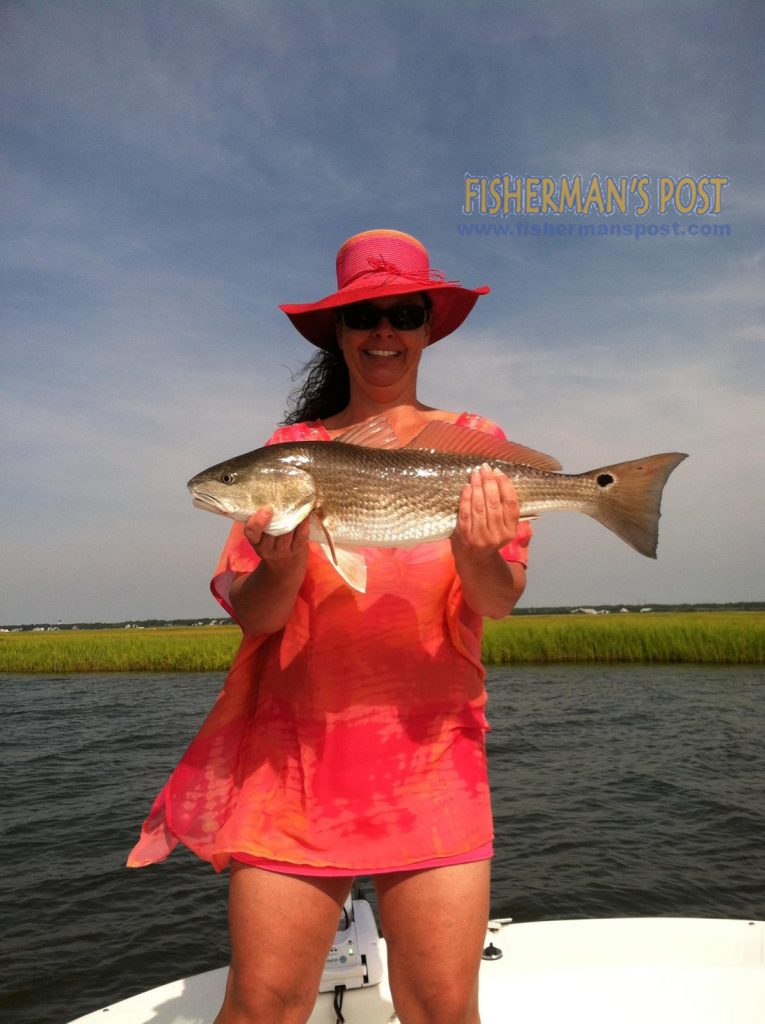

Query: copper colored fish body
[188,417,687,592]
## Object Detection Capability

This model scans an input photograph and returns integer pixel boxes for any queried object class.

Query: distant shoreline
[1,612,762,672]
[1,601,762,634]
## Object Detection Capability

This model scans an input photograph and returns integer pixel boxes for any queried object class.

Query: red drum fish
[188,416,687,592]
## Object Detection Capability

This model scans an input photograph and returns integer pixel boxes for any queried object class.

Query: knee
[217,965,317,1024]
[394,978,480,1024]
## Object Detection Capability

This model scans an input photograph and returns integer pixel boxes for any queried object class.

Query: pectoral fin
[315,540,368,593]
[310,514,368,592]
[330,546,368,593]
[265,498,315,536]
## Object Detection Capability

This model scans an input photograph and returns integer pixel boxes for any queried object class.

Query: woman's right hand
[243,507,311,569]
[230,508,311,636]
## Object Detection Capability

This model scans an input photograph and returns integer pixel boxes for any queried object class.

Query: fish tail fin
[586,453,688,558]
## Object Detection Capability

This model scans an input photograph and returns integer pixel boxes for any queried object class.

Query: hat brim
[280,281,490,349]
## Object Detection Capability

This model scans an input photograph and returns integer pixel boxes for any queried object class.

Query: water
[1,666,763,1024]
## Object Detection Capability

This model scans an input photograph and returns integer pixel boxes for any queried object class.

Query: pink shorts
[231,840,494,877]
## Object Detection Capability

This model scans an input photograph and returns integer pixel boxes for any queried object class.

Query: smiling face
[336,293,431,404]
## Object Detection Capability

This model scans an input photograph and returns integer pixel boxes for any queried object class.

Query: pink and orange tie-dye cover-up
[127,414,530,873]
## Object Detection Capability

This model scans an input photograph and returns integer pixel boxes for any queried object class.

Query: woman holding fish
[129,230,683,1024]
[229,229,523,1024]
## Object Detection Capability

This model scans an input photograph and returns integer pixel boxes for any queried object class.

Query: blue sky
[2,0,762,624]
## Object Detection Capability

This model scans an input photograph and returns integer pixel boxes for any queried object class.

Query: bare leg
[374,860,490,1024]
[215,863,353,1024]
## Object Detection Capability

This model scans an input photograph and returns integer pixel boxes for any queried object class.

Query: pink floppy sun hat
[279,229,490,349]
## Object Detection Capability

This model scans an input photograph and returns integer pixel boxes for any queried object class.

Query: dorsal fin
[334,415,401,449]
[404,421,562,472]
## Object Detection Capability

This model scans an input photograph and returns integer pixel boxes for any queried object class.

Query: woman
[129,229,531,1024]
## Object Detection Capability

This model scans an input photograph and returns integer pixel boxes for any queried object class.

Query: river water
[1,665,763,1023]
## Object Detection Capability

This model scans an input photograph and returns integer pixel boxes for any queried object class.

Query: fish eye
[220,472,237,485]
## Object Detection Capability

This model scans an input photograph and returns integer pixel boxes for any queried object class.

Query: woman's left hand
[450,464,525,618]
[451,463,520,560]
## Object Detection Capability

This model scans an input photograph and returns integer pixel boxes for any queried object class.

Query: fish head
[187,446,317,533]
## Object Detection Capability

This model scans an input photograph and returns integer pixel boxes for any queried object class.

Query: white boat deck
[68,917,765,1024]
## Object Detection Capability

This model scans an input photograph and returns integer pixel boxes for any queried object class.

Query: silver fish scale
[285,444,592,548]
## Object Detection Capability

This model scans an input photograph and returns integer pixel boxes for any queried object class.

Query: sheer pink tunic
[128,413,531,874]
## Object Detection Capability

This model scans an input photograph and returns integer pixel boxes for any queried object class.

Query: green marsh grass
[0,626,241,674]
[1,613,762,673]
[482,611,764,665]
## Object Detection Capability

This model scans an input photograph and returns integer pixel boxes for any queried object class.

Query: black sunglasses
[340,302,429,332]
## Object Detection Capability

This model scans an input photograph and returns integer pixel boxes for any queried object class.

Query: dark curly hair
[282,294,432,426]
[282,342,350,425]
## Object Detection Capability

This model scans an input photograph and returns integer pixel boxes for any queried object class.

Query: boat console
[319,895,384,994]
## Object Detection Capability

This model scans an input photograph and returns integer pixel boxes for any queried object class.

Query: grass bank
[0,613,762,673]
[483,611,764,665]
[0,625,242,674]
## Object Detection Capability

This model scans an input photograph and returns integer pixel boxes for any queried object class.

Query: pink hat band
[339,253,451,292]
[338,231,441,287]
[280,229,490,349]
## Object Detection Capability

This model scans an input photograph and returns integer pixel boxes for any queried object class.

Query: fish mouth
[189,490,232,517]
